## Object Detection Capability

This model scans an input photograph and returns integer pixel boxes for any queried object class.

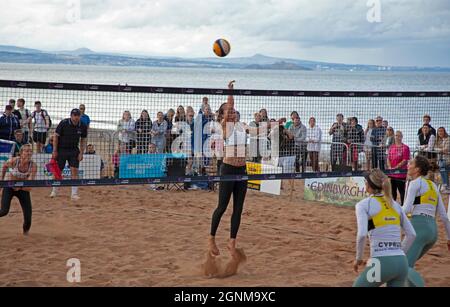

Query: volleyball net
[0,79,449,188]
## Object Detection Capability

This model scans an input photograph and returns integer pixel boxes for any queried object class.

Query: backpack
[32,109,52,130]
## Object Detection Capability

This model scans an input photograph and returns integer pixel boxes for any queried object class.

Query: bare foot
[209,236,220,256]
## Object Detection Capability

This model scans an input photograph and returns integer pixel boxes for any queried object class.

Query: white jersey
[355,194,416,260]
[403,176,450,239]
[33,110,48,133]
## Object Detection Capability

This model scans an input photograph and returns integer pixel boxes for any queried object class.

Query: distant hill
[0,45,449,72]
[0,45,42,54]
[245,61,312,70]
[57,48,96,56]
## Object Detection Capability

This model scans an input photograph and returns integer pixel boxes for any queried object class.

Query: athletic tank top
[9,159,32,179]
[356,195,405,258]
[368,196,401,231]
[413,178,438,208]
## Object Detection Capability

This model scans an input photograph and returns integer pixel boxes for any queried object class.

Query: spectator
[387,131,410,205]
[196,104,215,187]
[329,113,348,170]
[44,134,54,154]
[0,105,20,141]
[79,104,90,129]
[13,129,26,157]
[117,110,136,154]
[276,123,296,174]
[135,110,152,154]
[85,143,105,175]
[236,111,241,123]
[198,97,209,115]
[435,127,450,193]
[152,112,168,153]
[288,114,307,172]
[306,117,322,172]
[9,99,22,120]
[31,101,50,153]
[112,143,127,179]
[184,110,196,175]
[370,116,387,170]
[16,98,32,143]
[149,143,157,154]
[417,114,436,136]
[285,111,299,129]
[417,124,436,161]
[175,105,186,122]
[347,117,365,171]
[186,106,195,117]
[249,112,263,163]
[216,103,226,124]
[364,119,375,170]
[346,117,352,127]
[382,120,389,129]
[201,104,214,144]
[50,109,88,200]
[259,108,269,122]
[383,126,395,155]
[164,108,175,153]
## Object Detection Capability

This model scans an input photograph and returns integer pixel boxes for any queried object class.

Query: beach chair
[165,157,187,192]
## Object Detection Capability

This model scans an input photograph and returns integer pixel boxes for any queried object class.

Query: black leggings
[211,163,248,239]
[0,188,32,233]
[391,179,406,205]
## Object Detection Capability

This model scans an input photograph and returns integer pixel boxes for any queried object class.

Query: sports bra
[225,124,247,146]
[9,159,33,180]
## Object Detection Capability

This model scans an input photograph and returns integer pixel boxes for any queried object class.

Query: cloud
[0,0,449,66]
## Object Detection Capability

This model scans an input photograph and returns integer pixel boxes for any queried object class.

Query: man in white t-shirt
[31,101,50,153]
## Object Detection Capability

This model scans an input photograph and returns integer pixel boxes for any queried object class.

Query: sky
[0,0,449,67]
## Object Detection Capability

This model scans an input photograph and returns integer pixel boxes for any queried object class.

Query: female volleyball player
[0,144,37,234]
[209,80,254,259]
[403,156,450,269]
[353,169,416,287]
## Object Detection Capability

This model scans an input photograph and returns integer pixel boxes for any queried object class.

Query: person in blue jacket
[0,105,20,141]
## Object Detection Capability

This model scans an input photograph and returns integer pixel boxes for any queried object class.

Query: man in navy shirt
[417,114,436,136]
[50,109,88,200]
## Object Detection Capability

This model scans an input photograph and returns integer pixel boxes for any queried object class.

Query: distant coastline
[1,45,449,72]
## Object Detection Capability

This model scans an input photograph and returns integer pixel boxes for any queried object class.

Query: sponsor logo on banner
[119,153,186,179]
[246,162,282,196]
[304,177,367,206]
[246,162,262,190]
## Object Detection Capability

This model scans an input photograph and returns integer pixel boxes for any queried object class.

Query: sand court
[0,183,449,287]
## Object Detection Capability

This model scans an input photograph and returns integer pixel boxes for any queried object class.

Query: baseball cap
[71,108,81,116]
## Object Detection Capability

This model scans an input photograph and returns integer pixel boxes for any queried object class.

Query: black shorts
[33,131,47,144]
[57,149,80,170]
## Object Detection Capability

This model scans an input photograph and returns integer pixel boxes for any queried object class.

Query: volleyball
[213,39,231,57]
